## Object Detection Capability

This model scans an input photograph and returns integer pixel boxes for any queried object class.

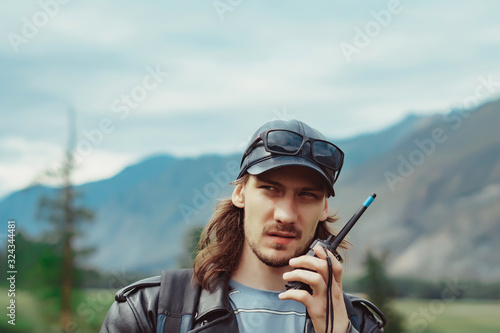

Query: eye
[260,185,277,191]
[300,192,319,199]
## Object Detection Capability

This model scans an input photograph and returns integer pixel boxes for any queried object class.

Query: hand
[279,245,349,333]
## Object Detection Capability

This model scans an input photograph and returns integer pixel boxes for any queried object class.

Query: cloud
[0,136,62,198]
[0,0,499,196]
[0,134,137,198]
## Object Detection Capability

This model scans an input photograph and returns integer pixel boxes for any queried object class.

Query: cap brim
[246,156,335,196]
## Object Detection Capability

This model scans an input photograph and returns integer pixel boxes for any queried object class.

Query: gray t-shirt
[229,279,306,333]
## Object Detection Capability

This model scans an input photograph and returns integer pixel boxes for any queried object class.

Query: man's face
[232,166,329,268]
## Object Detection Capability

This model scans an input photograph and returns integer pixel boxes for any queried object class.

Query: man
[101,119,385,333]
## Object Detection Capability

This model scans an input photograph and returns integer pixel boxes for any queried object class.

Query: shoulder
[102,270,195,333]
[114,269,194,302]
[115,275,162,302]
[344,293,386,332]
[101,275,162,333]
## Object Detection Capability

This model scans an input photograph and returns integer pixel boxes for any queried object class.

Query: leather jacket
[100,269,385,333]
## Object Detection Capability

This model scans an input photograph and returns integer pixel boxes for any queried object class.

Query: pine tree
[358,250,406,333]
[37,108,94,332]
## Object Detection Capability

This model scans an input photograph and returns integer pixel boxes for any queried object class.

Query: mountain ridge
[1,100,499,281]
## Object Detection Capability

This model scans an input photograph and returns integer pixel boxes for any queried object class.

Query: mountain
[1,99,499,281]
[335,113,426,169]
[335,100,500,281]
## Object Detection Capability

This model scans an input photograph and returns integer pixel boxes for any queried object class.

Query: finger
[314,245,342,262]
[278,289,313,308]
[283,269,327,296]
[289,246,337,285]
[289,254,326,272]
[313,245,343,285]
[312,244,328,259]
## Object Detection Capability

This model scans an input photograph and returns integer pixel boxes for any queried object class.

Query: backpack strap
[157,269,201,333]
[344,293,387,330]
[343,293,361,331]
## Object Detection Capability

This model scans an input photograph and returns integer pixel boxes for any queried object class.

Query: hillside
[336,100,500,281]
[1,99,499,281]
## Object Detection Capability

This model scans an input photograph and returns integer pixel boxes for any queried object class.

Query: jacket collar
[195,278,233,321]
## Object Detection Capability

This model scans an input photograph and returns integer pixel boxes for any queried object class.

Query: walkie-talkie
[285,193,377,293]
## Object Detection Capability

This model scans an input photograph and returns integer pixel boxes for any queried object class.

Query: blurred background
[1,1,499,332]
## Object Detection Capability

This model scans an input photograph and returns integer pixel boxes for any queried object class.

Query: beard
[248,224,315,268]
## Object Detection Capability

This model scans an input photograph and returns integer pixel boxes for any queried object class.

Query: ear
[232,184,245,208]
[319,197,329,221]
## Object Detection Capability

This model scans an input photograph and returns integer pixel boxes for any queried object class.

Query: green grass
[0,287,115,333]
[394,298,500,333]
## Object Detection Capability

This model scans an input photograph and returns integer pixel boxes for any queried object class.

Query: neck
[231,243,293,291]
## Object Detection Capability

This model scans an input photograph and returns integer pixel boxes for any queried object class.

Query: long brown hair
[193,174,350,291]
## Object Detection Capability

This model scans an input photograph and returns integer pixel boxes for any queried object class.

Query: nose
[273,194,297,224]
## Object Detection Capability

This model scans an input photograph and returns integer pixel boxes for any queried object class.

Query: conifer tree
[358,250,406,333]
[37,108,94,332]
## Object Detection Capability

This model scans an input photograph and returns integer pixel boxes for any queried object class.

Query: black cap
[237,119,343,197]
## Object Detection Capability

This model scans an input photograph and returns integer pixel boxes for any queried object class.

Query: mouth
[267,232,297,245]
[268,232,296,238]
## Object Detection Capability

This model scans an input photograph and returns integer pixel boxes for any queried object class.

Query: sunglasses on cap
[242,129,345,182]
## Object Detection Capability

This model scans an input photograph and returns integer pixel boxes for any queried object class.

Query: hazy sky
[1,0,499,198]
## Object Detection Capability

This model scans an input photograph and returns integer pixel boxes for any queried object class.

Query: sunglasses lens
[266,130,303,154]
[313,141,342,170]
